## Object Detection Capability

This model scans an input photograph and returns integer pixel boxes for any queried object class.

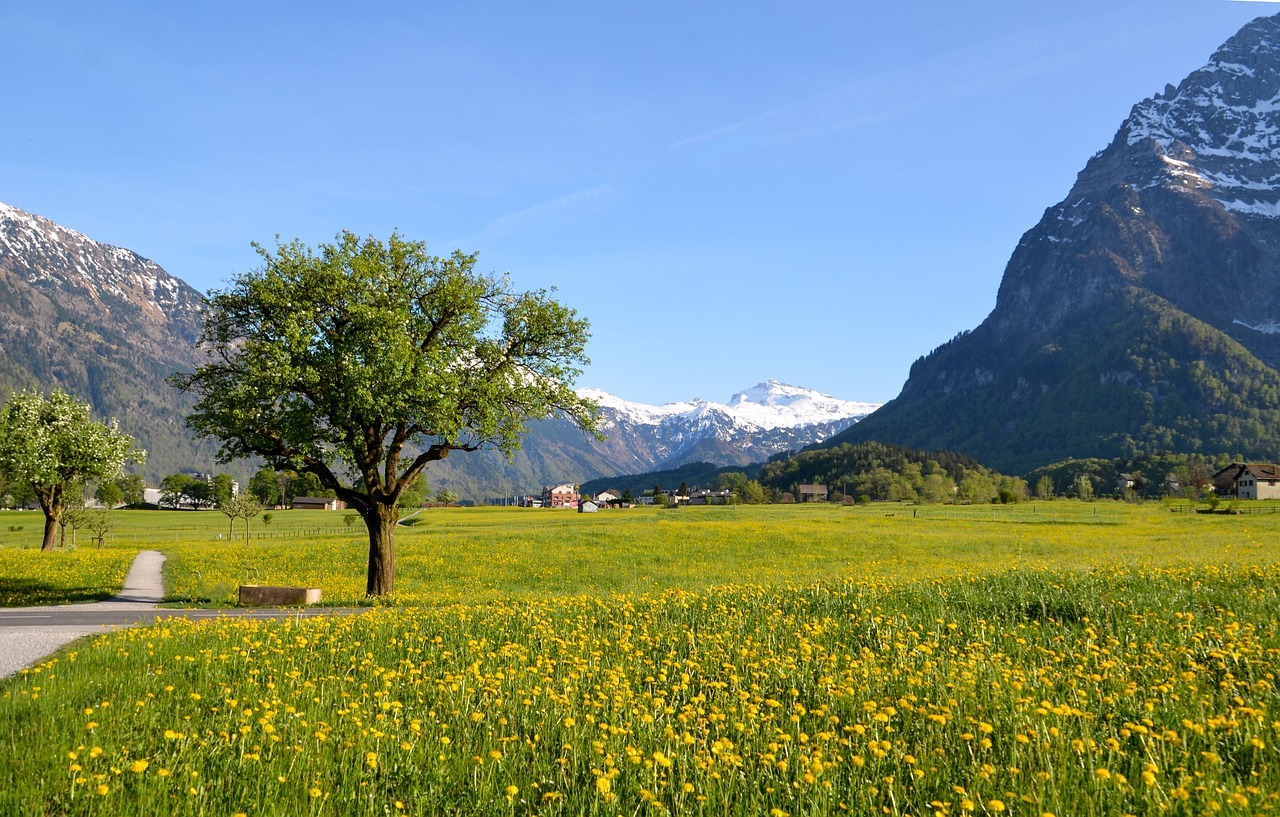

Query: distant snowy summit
[0,200,200,324]
[575,381,882,469]
[579,380,879,432]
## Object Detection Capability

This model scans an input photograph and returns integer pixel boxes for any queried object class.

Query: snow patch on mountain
[578,380,880,433]
[0,199,200,325]
[1234,317,1280,334]
[1122,15,1280,216]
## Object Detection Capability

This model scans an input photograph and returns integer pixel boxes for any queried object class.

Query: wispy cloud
[671,24,1125,151]
[465,184,620,244]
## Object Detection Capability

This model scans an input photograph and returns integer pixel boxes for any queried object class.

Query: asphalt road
[0,550,363,679]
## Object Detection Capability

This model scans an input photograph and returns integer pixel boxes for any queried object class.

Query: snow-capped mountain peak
[573,382,881,470]
[0,199,202,326]
[579,381,879,432]
[1120,13,1280,217]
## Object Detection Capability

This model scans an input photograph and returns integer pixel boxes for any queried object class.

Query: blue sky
[1,2,1271,405]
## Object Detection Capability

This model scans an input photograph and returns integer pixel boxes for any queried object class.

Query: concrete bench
[238,585,322,606]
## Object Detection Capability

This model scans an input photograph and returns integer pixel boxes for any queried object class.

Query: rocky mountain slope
[835,12,1280,473]
[0,201,220,481]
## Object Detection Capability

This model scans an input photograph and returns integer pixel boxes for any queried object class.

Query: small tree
[182,479,216,510]
[399,474,428,509]
[218,496,238,539]
[170,231,597,596]
[1035,475,1055,501]
[159,474,191,509]
[83,508,114,548]
[435,488,458,507]
[1074,474,1095,502]
[0,389,144,551]
[261,512,273,527]
[116,474,146,506]
[235,494,262,543]
[94,480,124,509]
[58,501,87,548]
[291,471,327,501]
[211,474,236,508]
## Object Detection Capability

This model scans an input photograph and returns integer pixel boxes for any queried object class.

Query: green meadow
[1,502,1278,815]
[0,501,1274,608]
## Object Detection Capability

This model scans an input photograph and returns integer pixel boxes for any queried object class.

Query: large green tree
[171,231,598,595]
[248,467,282,507]
[0,389,144,551]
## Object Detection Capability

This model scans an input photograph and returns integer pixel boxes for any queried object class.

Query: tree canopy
[0,389,144,550]
[171,231,597,595]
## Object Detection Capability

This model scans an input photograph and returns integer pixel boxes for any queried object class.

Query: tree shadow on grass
[0,578,116,607]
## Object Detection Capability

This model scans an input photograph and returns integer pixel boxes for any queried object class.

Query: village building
[797,484,828,503]
[542,483,580,509]
[687,488,733,506]
[292,496,345,511]
[1212,463,1280,500]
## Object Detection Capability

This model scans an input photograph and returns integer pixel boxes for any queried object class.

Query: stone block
[238,585,322,606]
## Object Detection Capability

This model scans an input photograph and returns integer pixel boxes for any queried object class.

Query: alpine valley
[835,12,1280,473]
[421,383,879,501]
[0,199,877,497]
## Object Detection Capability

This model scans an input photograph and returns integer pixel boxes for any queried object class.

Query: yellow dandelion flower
[96,784,109,796]
[129,759,149,774]
[596,776,612,795]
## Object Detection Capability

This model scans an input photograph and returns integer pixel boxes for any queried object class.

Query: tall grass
[1,565,1277,815]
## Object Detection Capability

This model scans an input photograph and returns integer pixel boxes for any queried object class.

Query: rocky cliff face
[0,201,218,480]
[991,15,1280,355]
[835,13,1280,473]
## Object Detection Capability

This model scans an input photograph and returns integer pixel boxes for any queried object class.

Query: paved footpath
[0,550,358,680]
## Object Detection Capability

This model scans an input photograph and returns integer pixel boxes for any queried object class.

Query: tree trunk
[41,512,57,551]
[37,485,61,551]
[364,500,399,596]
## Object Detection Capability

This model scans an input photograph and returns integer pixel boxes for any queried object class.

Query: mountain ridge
[833,12,1280,472]
[0,198,880,495]
[0,200,221,481]
[423,381,880,499]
